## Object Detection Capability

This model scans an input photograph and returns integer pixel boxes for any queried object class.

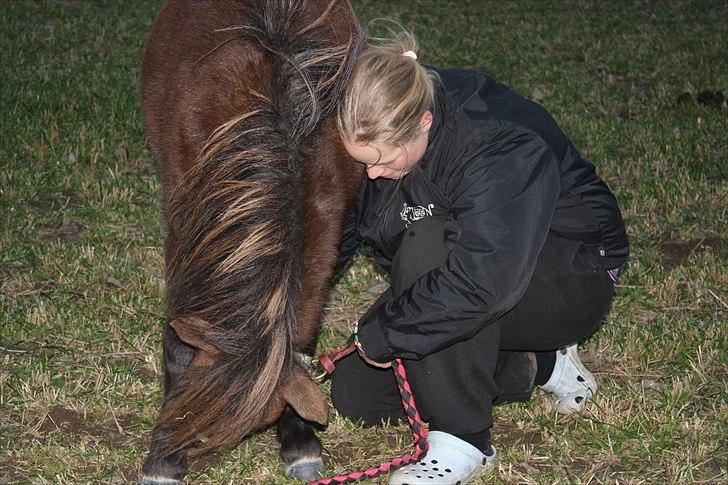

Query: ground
[1,0,726,483]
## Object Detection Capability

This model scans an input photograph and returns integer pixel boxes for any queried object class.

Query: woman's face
[343,111,433,180]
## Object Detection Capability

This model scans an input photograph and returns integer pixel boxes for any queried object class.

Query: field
[1,0,726,483]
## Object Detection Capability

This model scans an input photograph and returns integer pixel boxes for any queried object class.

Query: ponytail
[337,24,438,147]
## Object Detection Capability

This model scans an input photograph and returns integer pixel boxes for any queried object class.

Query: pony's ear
[168,317,222,366]
[281,365,328,425]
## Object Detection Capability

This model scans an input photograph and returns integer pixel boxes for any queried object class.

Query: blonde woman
[332,31,628,485]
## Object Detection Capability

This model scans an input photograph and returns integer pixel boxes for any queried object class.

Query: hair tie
[402,50,417,60]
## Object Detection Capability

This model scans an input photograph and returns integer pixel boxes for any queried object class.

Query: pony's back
[139,0,363,479]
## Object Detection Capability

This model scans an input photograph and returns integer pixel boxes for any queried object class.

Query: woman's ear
[420,110,433,132]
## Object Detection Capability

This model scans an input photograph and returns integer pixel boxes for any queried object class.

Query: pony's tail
[155,0,362,455]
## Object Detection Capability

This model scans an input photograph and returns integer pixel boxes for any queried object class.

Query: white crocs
[539,344,597,414]
[389,431,496,485]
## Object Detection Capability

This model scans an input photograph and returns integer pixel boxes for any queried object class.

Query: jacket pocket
[571,241,602,273]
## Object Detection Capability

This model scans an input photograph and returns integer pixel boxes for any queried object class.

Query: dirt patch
[491,421,542,446]
[37,405,139,448]
[39,405,105,436]
[697,90,725,108]
[40,218,86,242]
[659,236,727,268]
[675,90,726,108]
[701,456,723,477]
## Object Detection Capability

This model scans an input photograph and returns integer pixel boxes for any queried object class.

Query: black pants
[331,217,615,442]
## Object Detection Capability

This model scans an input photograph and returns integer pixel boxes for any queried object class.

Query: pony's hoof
[140,475,182,485]
[285,457,325,482]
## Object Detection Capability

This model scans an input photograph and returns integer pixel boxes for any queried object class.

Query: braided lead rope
[307,348,429,485]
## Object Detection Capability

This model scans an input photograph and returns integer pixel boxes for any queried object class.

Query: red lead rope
[307,345,429,485]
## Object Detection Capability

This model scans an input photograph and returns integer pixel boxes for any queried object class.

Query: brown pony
[138,1,364,482]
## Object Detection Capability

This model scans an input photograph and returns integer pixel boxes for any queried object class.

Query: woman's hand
[353,321,392,368]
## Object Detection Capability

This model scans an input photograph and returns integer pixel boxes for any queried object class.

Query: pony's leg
[141,324,195,484]
[277,405,325,481]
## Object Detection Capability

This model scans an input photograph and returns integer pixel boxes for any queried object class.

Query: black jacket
[338,68,629,362]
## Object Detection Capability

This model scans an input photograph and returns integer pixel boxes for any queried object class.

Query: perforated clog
[389,431,496,485]
[539,344,597,414]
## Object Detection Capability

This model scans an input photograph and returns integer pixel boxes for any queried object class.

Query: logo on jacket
[400,202,435,227]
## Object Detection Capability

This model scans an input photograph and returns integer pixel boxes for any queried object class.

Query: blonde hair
[337,25,438,147]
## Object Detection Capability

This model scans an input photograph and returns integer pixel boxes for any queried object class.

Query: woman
[331,31,628,485]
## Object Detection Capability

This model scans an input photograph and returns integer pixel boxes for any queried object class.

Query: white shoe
[389,431,496,485]
[539,344,597,414]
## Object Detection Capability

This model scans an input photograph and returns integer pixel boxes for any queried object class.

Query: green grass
[1,0,726,483]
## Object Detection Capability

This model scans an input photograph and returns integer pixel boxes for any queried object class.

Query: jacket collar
[419,75,448,170]
[428,76,447,144]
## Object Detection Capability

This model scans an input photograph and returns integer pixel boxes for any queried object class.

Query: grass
[0,0,726,483]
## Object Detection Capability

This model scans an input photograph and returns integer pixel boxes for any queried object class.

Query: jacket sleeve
[357,126,561,362]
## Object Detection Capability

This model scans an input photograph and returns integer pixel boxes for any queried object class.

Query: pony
[138,1,364,482]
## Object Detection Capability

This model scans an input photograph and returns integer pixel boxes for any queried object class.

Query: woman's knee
[330,355,403,426]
